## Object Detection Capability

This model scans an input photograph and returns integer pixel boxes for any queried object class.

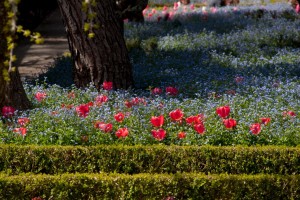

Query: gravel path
[15,8,69,81]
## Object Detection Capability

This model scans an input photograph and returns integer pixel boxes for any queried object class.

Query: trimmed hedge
[0,145,300,175]
[0,173,299,199]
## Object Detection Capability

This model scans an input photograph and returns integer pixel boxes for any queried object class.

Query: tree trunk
[0,2,31,110]
[57,0,133,90]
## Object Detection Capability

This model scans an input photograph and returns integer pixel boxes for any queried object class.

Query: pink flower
[235,76,244,84]
[174,2,179,10]
[131,97,140,105]
[216,106,230,118]
[150,115,164,127]
[94,121,113,133]
[95,94,108,106]
[169,109,184,121]
[116,128,129,138]
[211,7,217,13]
[75,104,90,118]
[1,106,16,118]
[114,112,125,123]
[35,91,47,102]
[166,86,178,96]
[151,129,166,141]
[163,6,168,11]
[18,117,30,126]
[296,4,300,13]
[190,4,195,10]
[250,123,261,135]
[143,5,149,15]
[13,127,27,136]
[152,87,162,95]
[223,118,237,129]
[194,122,205,135]
[177,131,186,139]
[103,81,113,90]
[260,118,271,125]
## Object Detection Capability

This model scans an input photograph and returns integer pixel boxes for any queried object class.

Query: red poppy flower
[194,122,205,135]
[86,101,94,107]
[152,87,162,95]
[186,116,195,125]
[131,97,140,105]
[13,127,27,136]
[166,86,178,96]
[129,97,146,106]
[250,123,261,135]
[95,94,108,106]
[169,109,184,121]
[283,111,296,117]
[260,117,271,125]
[94,121,113,133]
[216,106,230,118]
[103,81,113,90]
[114,112,125,123]
[116,128,129,138]
[186,114,204,125]
[150,115,164,127]
[18,117,30,126]
[75,104,90,118]
[1,106,16,118]
[223,118,237,129]
[151,129,166,141]
[35,91,47,102]
[124,100,132,108]
[177,132,186,139]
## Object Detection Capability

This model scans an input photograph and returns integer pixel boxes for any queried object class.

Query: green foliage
[1,0,43,83]
[126,37,142,51]
[141,37,158,53]
[0,145,300,175]
[0,172,299,199]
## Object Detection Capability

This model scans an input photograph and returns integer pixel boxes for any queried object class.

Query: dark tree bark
[0,2,31,110]
[57,0,133,90]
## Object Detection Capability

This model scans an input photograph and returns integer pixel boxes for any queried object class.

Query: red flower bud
[216,106,230,118]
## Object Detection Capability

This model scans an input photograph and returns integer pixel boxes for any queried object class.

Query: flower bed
[1,4,299,146]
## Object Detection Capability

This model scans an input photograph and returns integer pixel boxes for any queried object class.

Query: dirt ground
[14,8,69,81]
